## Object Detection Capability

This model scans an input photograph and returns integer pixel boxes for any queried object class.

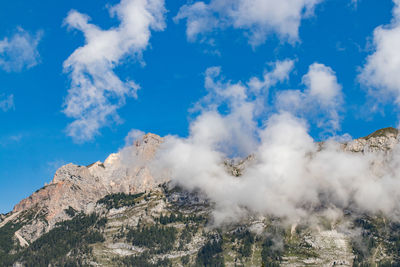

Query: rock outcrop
[12,133,164,242]
[345,127,399,153]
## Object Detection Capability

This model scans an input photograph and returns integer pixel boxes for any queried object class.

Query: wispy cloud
[63,0,166,143]
[0,94,15,112]
[0,133,23,147]
[47,159,67,175]
[0,28,42,72]
[174,0,322,47]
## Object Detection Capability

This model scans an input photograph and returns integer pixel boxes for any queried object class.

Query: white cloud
[0,94,15,112]
[175,0,322,46]
[0,133,23,147]
[190,60,294,156]
[276,63,343,132]
[0,28,41,72]
[248,60,295,94]
[63,0,166,142]
[359,0,400,104]
[149,61,400,225]
[350,0,359,8]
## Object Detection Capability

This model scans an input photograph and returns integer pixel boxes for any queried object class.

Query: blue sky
[0,0,399,213]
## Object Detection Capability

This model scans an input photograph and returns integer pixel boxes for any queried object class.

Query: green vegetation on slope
[126,224,177,253]
[8,189,400,267]
[195,237,224,267]
[20,213,105,266]
[0,213,106,267]
[97,192,144,209]
[121,252,172,267]
[352,215,400,267]
[0,221,22,266]
[158,212,205,225]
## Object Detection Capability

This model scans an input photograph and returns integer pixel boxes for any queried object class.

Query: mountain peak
[10,133,165,240]
[362,127,399,140]
[345,127,399,153]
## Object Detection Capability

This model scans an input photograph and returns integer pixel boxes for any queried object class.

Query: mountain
[1,128,400,266]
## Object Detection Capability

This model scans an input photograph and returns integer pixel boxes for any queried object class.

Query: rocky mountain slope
[5,133,164,244]
[1,127,400,266]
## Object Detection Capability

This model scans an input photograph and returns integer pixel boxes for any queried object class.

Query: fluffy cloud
[0,28,41,72]
[0,94,14,112]
[247,60,295,94]
[359,0,400,104]
[191,59,294,156]
[149,61,400,225]
[175,0,322,46]
[63,0,166,142]
[276,63,343,132]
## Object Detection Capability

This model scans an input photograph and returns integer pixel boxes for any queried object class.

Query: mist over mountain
[1,126,400,266]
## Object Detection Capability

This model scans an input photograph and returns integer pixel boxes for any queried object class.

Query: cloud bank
[63,0,166,142]
[175,0,322,46]
[136,60,400,225]
[0,28,41,72]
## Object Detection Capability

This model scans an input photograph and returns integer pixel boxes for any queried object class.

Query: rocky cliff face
[11,133,164,243]
[344,127,399,153]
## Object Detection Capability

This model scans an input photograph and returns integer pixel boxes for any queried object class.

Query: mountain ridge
[2,127,400,266]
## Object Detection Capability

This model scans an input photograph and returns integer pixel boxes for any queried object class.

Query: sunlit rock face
[345,127,399,153]
[12,133,164,242]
